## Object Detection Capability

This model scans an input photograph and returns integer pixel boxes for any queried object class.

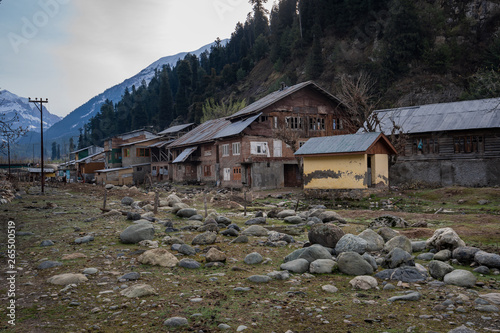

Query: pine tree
[158,66,174,130]
[51,142,57,160]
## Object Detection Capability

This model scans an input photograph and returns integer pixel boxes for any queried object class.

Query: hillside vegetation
[79,0,500,148]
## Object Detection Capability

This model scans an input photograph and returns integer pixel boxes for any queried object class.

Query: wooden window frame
[232,142,241,155]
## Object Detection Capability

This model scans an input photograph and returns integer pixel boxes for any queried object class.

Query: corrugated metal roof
[96,166,132,173]
[295,132,383,155]
[75,152,104,163]
[172,146,197,163]
[227,81,342,120]
[119,137,160,147]
[213,113,261,139]
[169,118,231,148]
[158,123,194,135]
[374,98,500,134]
[148,140,173,148]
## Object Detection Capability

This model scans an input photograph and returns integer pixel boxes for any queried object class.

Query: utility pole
[29,97,49,193]
[2,138,10,178]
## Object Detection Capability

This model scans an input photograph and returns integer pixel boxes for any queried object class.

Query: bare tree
[0,91,28,157]
[336,71,381,132]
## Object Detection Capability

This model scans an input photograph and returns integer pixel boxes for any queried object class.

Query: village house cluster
[58,81,500,189]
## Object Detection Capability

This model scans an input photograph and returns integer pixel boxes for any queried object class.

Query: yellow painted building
[295,132,397,189]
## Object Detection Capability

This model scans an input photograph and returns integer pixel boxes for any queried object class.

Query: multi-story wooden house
[168,81,352,189]
[373,98,500,187]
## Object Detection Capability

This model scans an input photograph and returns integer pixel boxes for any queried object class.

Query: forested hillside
[79,0,500,148]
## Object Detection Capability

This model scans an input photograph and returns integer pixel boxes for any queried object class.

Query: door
[284,164,301,187]
[273,140,282,157]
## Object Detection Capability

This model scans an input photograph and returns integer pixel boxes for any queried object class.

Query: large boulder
[318,211,346,223]
[308,223,345,248]
[120,284,157,298]
[335,234,367,254]
[383,235,412,254]
[277,210,296,219]
[176,208,198,218]
[377,227,400,242]
[349,276,378,290]
[244,217,266,225]
[206,248,226,263]
[138,248,179,267]
[358,228,385,252]
[284,216,304,224]
[309,259,337,274]
[242,225,269,237]
[474,251,500,269]
[426,227,466,251]
[382,248,414,269]
[337,252,374,276]
[121,197,134,206]
[369,214,408,229]
[280,258,310,274]
[375,267,428,283]
[428,260,454,280]
[47,273,88,285]
[452,246,481,265]
[297,244,333,263]
[191,231,217,245]
[120,223,155,244]
[166,193,182,206]
[443,270,477,288]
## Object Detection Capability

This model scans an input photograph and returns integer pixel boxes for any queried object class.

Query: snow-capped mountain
[0,89,61,133]
[44,40,226,142]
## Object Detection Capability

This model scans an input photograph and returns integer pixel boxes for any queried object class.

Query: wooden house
[373,98,500,187]
[73,146,105,183]
[295,132,397,189]
[168,81,353,189]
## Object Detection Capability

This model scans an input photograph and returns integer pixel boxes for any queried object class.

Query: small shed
[294,132,397,189]
[95,167,133,186]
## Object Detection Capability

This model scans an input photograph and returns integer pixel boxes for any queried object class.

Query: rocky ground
[0,182,499,333]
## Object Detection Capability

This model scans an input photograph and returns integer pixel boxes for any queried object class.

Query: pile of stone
[280,223,499,288]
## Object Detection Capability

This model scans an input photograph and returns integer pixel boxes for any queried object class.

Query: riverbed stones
[426,227,466,250]
[191,231,217,245]
[120,284,157,298]
[382,247,414,269]
[308,223,345,248]
[383,235,412,254]
[428,260,455,280]
[433,249,452,261]
[349,276,378,290]
[298,244,332,263]
[284,216,303,224]
[241,225,269,237]
[178,258,201,269]
[358,228,385,252]
[178,244,196,256]
[452,246,481,265]
[244,252,264,265]
[137,248,179,267]
[474,251,500,269]
[37,261,62,270]
[47,273,88,285]
[369,214,408,229]
[121,197,134,205]
[443,269,477,287]
[337,252,374,276]
[335,234,367,254]
[277,209,296,219]
[120,223,155,244]
[280,258,310,274]
[244,217,266,225]
[206,248,226,262]
[377,227,400,242]
[309,259,337,274]
[176,208,198,218]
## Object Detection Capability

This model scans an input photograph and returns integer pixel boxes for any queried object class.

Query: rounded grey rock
[163,317,188,327]
[244,252,263,265]
[178,258,201,269]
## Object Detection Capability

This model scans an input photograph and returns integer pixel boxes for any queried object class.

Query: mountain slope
[44,40,226,142]
[0,89,61,133]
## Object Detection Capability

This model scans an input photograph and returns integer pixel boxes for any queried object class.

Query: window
[286,117,302,129]
[260,115,268,123]
[233,167,241,181]
[309,117,325,130]
[273,140,282,157]
[333,119,337,130]
[413,138,439,155]
[124,148,130,157]
[454,136,484,154]
[250,142,269,156]
[204,165,211,177]
[273,116,278,129]
[223,168,231,181]
[136,148,150,157]
[221,144,230,156]
[299,141,306,147]
[136,167,143,172]
[232,142,241,155]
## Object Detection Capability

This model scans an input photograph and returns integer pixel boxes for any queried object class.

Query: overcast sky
[0,0,274,117]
